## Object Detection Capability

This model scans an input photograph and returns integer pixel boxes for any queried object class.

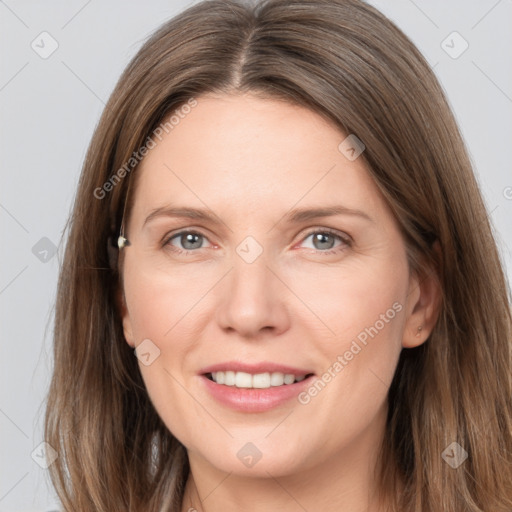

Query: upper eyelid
[305,227,351,241]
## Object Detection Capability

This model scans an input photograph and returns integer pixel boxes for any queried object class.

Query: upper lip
[199,361,315,376]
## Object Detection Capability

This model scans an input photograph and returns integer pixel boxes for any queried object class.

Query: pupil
[314,233,334,250]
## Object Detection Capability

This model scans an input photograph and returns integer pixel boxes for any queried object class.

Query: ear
[117,288,135,348]
[402,241,442,348]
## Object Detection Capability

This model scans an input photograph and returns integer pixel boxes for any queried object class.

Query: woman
[44,0,512,510]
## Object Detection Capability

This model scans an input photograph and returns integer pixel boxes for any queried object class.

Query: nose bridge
[215,246,289,336]
[232,251,270,297]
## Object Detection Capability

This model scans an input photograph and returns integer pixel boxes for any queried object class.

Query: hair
[44,0,512,510]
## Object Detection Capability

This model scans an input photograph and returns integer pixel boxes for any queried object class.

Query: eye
[299,228,351,254]
[162,228,351,256]
[164,230,212,253]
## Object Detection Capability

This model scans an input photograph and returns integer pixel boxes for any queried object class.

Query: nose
[215,254,291,338]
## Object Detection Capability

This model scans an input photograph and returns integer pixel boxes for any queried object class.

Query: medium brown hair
[44,0,512,510]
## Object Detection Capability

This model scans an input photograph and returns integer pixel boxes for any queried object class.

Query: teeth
[209,371,308,388]
[283,374,295,385]
[235,371,252,388]
[225,371,236,386]
[253,373,270,388]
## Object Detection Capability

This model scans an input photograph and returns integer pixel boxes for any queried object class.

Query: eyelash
[162,227,352,256]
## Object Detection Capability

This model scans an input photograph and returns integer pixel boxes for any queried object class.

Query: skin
[120,93,440,512]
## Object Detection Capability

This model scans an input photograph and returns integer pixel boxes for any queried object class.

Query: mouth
[199,362,316,412]
[204,371,314,388]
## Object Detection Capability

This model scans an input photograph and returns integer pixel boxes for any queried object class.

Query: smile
[199,362,316,412]
[207,371,310,388]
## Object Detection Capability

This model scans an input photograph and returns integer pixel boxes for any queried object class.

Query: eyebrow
[142,204,373,228]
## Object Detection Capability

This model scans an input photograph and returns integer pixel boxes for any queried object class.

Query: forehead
[128,93,387,225]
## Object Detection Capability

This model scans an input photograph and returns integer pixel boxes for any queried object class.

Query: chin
[188,436,315,478]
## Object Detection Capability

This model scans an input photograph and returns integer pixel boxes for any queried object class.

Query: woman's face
[121,93,426,479]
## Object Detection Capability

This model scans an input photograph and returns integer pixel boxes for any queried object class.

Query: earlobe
[117,289,135,348]
[404,323,429,348]
[122,315,135,348]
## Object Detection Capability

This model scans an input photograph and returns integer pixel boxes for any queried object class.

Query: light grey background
[1,1,511,510]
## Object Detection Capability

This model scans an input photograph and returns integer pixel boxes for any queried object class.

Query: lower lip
[200,374,315,412]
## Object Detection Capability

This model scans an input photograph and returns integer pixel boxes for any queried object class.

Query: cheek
[283,254,408,354]
[123,255,211,343]
[288,253,407,420]
[122,260,211,444]
[287,270,406,456]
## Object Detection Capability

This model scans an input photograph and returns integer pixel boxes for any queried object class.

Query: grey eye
[166,231,208,251]
[302,231,344,251]
[177,232,204,250]
[311,232,336,250]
